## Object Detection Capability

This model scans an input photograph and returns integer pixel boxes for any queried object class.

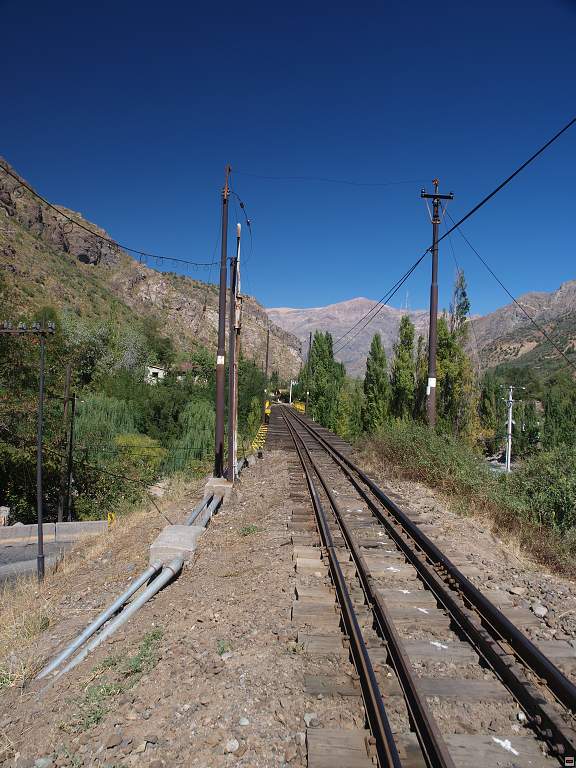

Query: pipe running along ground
[38,492,223,682]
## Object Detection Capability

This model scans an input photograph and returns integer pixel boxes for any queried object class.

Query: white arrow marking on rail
[429,641,448,650]
[491,738,519,756]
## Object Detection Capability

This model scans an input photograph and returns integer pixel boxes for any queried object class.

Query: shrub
[508,445,576,531]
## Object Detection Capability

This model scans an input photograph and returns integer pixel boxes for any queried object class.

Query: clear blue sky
[2,0,575,315]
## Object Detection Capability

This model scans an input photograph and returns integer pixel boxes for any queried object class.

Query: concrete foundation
[149,525,204,565]
[204,476,233,501]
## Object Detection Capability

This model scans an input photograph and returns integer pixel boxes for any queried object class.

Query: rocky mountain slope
[268,282,576,378]
[471,281,576,374]
[0,159,301,379]
[267,299,429,377]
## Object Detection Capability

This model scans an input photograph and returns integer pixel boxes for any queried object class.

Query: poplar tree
[362,333,390,433]
[449,269,471,338]
[307,331,344,430]
[390,315,416,419]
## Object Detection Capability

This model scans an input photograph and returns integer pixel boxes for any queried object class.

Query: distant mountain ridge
[267,282,576,378]
[0,158,302,379]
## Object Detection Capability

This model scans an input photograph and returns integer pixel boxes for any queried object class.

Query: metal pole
[57,364,71,522]
[214,165,231,477]
[36,333,46,582]
[421,180,454,428]
[261,327,270,423]
[227,223,240,482]
[65,392,76,521]
[505,386,513,473]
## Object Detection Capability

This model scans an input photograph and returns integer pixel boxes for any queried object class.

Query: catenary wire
[333,255,427,355]
[0,161,217,269]
[332,114,576,351]
[444,210,576,377]
[234,171,426,187]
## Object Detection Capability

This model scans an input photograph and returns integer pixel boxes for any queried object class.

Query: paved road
[0,540,74,582]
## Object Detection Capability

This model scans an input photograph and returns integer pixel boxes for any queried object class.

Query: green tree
[163,400,215,473]
[449,269,471,339]
[335,378,364,441]
[305,331,344,430]
[246,395,262,440]
[362,333,390,433]
[436,316,478,442]
[390,316,415,419]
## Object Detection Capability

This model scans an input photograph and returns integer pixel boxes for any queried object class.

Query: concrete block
[204,477,233,502]
[55,521,107,541]
[0,523,55,543]
[149,525,204,565]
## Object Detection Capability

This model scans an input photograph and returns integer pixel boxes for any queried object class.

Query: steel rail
[281,410,456,768]
[282,406,576,763]
[283,414,402,768]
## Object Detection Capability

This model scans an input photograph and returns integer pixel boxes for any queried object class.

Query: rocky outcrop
[269,283,576,378]
[267,298,429,377]
[0,159,121,266]
[0,158,302,380]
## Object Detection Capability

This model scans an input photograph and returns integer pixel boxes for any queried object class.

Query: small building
[145,365,167,384]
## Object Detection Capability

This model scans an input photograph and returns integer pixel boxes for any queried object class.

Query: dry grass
[357,429,576,580]
[0,475,205,692]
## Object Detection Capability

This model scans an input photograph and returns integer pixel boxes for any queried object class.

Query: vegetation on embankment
[357,419,576,577]
[0,477,200,698]
[0,271,270,523]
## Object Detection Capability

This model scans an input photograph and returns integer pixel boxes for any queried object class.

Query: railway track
[269,404,576,768]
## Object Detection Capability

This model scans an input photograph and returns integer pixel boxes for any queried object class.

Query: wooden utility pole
[214,165,231,477]
[261,326,270,422]
[57,364,72,522]
[305,331,312,414]
[420,180,454,427]
[227,223,242,482]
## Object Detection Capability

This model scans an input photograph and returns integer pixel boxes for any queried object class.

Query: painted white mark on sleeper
[399,589,411,594]
[491,738,519,756]
[429,641,448,650]
[386,566,400,572]
[416,607,429,614]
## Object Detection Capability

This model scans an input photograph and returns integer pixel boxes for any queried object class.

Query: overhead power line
[333,254,428,355]
[445,210,576,377]
[234,171,425,187]
[0,161,217,270]
[332,114,576,352]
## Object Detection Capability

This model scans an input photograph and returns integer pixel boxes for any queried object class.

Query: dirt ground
[0,445,574,768]
[359,454,576,658]
[0,452,313,768]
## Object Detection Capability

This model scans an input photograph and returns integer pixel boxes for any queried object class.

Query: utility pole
[289,379,298,404]
[227,223,242,482]
[214,164,231,478]
[261,326,270,423]
[305,331,312,415]
[57,364,72,522]
[421,180,454,428]
[502,385,525,473]
[0,320,55,581]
